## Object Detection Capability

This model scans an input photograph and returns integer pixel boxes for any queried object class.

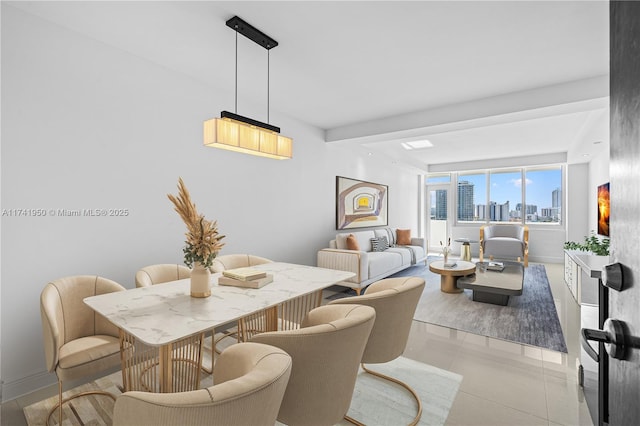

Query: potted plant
[168,178,225,297]
[564,231,610,256]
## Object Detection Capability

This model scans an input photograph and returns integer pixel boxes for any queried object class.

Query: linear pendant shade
[204,116,293,160]
[204,16,292,160]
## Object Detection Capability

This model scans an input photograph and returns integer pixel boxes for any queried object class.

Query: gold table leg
[440,275,464,293]
[120,330,204,393]
[279,289,323,331]
[159,344,172,393]
[238,290,322,342]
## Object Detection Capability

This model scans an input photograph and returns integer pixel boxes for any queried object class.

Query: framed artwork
[336,176,388,230]
[597,182,610,237]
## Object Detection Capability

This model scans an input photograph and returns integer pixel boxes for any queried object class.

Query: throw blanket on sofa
[392,245,417,265]
[382,228,417,264]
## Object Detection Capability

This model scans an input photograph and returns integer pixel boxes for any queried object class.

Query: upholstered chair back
[112,342,292,426]
[209,254,272,273]
[135,264,191,287]
[329,276,425,363]
[482,224,525,240]
[250,304,376,426]
[40,275,124,377]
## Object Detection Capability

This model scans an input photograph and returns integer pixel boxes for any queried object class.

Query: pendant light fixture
[204,16,292,160]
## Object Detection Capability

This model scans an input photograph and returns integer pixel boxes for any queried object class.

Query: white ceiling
[7,1,610,171]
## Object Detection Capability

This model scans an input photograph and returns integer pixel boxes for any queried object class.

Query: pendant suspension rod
[235,28,238,114]
[267,48,270,123]
[225,16,280,127]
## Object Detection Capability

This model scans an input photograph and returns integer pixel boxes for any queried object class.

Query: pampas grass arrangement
[168,177,225,268]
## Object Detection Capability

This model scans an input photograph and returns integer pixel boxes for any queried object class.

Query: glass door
[427,185,450,253]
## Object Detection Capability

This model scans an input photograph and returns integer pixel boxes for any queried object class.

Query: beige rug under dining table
[84,262,354,393]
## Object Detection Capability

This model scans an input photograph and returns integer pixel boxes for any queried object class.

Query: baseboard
[2,370,55,403]
[2,364,121,402]
[530,255,563,264]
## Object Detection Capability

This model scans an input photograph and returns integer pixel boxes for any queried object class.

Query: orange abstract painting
[597,182,610,236]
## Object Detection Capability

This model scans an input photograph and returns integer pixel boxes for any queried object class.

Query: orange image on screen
[597,183,610,237]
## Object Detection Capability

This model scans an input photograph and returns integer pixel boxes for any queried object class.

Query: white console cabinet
[564,250,581,301]
[563,250,609,304]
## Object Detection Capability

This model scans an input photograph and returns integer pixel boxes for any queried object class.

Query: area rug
[328,259,567,353]
[338,356,462,426]
[24,356,461,426]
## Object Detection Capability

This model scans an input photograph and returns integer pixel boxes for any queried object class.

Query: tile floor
[1,261,593,426]
[401,262,593,426]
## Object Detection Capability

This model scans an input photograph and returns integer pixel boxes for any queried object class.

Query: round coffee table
[429,260,477,293]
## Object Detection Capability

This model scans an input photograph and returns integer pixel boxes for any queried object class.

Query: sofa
[317,228,427,294]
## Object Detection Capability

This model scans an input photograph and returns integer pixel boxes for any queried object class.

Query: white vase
[190,263,211,298]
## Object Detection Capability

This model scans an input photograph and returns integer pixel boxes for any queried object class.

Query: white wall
[567,163,589,244]
[0,6,420,400]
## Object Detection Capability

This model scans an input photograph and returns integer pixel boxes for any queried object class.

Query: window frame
[437,165,565,227]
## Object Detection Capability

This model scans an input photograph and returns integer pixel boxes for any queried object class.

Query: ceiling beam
[325,75,609,144]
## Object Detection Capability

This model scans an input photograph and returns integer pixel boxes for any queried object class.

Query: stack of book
[487,261,505,272]
[218,267,273,289]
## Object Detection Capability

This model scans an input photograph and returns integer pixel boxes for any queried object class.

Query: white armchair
[480,224,529,267]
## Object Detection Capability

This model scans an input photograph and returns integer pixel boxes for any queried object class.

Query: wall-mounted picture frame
[336,176,388,230]
[597,182,610,237]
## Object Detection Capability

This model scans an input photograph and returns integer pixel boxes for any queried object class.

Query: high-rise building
[517,203,537,214]
[435,189,447,220]
[501,201,511,221]
[541,207,560,221]
[552,188,562,208]
[489,201,510,221]
[457,180,474,221]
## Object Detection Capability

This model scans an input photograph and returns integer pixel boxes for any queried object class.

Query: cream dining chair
[112,342,292,426]
[250,304,376,426]
[40,275,125,425]
[134,263,191,287]
[209,253,272,273]
[329,276,426,426]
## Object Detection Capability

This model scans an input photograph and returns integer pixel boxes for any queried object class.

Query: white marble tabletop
[84,262,354,347]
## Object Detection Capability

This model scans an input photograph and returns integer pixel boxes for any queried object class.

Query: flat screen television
[597,182,610,237]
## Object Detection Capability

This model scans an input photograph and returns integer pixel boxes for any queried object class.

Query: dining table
[84,262,354,393]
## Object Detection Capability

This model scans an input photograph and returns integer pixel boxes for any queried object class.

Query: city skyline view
[459,169,561,210]
[428,168,562,223]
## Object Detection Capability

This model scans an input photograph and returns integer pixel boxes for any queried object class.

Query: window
[443,165,563,225]
[524,168,562,223]
[457,173,486,223]
[427,174,451,184]
[489,170,521,222]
